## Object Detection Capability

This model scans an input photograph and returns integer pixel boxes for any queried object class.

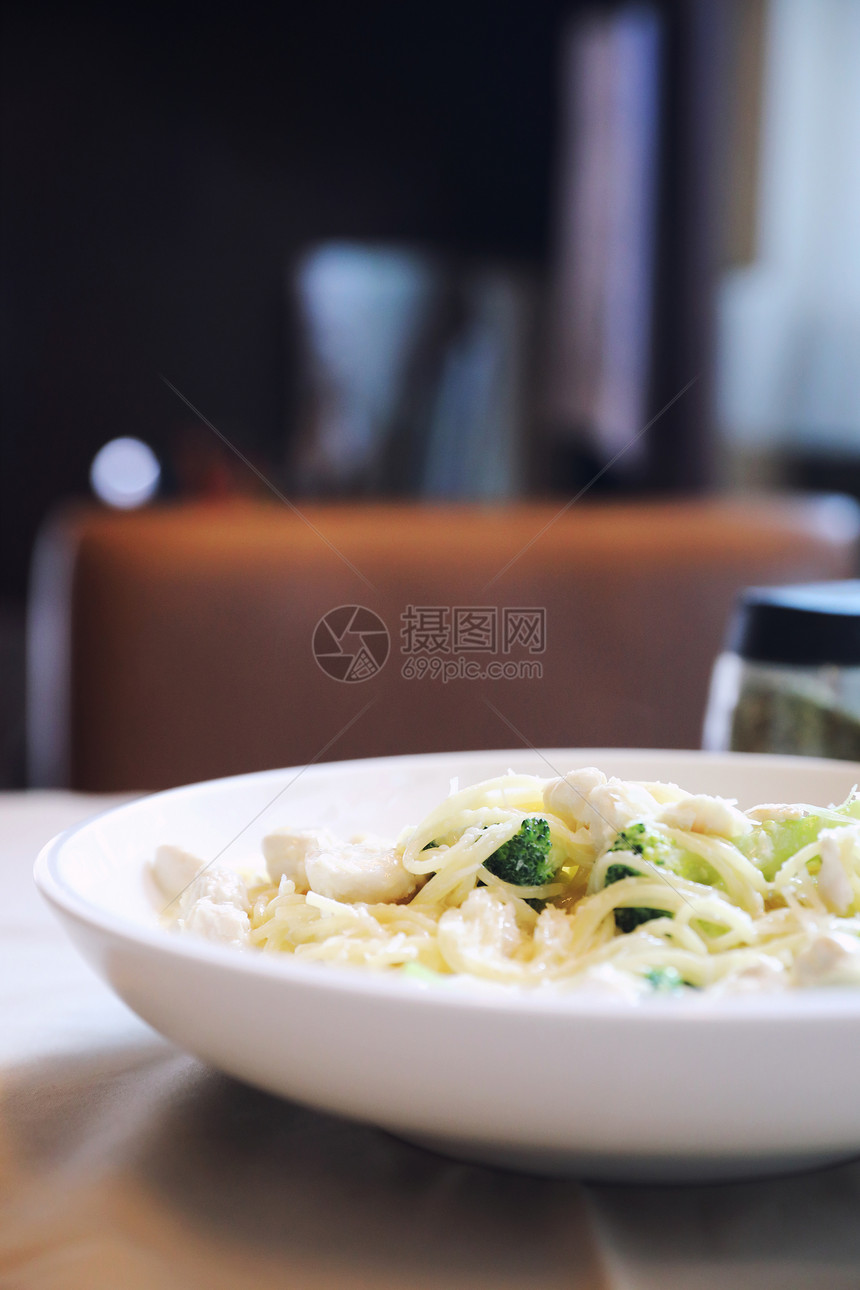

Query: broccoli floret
[614,906,671,933]
[609,822,673,866]
[740,815,823,882]
[605,861,641,885]
[608,820,722,892]
[485,817,556,887]
[603,860,671,933]
[609,821,717,889]
[644,966,684,992]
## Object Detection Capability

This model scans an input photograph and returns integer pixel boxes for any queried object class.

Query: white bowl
[35,749,860,1183]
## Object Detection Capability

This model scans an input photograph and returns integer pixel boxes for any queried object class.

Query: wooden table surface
[2,792,860,1290]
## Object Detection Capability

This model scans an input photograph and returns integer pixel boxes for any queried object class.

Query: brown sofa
[27,495,860,791]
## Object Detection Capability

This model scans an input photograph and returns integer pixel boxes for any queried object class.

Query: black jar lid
[728,581,860,666]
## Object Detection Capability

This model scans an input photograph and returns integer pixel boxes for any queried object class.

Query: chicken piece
[817,826,860,914]
[180,896,250,947]
[304,836,416,904]
[437,888,524,968]
[592,779,660,826]
[544,768,662,851]
[746,803,811,823]
[587,779,662,851]
[658,794,752,838]
[638,780,690,806]
[262,827,339,893]
[160,855,251,943]
[177,866,250,919]
[151,844,205,902]
[533,906,575,958]
[543,768,606,829]
[792,932,860,987]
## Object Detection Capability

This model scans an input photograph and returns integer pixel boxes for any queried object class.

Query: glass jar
[703,581,860,760]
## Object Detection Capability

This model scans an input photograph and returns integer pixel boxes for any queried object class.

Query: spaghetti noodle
[158,767,860,994]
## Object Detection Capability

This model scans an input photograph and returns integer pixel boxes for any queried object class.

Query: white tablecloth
[2,792,859,1290]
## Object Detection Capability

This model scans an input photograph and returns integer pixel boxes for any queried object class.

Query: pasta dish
[151,766,860,995]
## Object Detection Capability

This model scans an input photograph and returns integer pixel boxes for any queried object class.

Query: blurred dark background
[2,0,859,786]
[1,0,728,599]
[2,0,558,600]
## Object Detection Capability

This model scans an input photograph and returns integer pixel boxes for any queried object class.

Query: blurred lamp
[90,437,160,508]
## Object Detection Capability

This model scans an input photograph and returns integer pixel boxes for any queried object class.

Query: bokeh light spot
[90,437,160,508]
